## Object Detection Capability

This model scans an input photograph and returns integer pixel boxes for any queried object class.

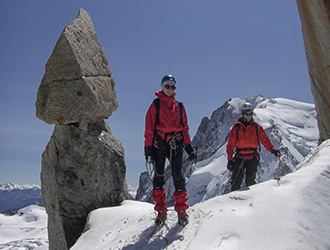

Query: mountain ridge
[0,182,42,213]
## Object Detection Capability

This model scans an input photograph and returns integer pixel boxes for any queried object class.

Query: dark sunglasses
[243,112,253,116]
[164,85,176,90]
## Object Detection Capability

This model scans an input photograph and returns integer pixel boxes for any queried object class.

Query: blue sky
[0,1,313,187]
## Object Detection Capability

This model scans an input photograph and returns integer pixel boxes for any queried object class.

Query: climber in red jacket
[226,103,280,191]
[144,74,196,226]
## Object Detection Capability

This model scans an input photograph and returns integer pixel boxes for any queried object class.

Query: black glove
[185,144,197,161]
[227,160,234,171]
[271,149,280,157]
[144,146,154,162]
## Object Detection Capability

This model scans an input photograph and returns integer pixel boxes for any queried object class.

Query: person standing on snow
[144,74,196,226]
[226,103,280,191]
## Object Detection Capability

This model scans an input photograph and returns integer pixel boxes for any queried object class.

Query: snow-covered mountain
[71,139,330,250]
[136,95,319,206]
[0,205,48,249]
[0,182,42,213]
[128,185,137,199]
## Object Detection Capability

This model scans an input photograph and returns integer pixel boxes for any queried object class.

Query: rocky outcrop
[296,0,330,144]
[35,8,118,129]
[41,121,128,249]
[36,9,129,250]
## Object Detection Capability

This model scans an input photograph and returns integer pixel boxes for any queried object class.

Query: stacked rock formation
[296,0,330,144]
[36,9,129,250]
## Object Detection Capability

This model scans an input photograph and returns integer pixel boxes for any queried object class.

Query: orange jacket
[226,118,275,161]
[144,91,192,147]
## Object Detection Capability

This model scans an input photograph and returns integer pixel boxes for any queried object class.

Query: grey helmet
[241,102,254,112]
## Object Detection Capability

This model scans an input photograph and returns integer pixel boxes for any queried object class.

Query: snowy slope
[0,205,48,249]
[72,140,330,250]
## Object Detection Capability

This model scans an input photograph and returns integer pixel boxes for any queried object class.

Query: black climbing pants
[230,155,260,191]
[152,134,185,191]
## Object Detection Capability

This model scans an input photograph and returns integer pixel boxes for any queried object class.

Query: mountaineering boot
[173,190,189,226]
[153,188,167,225]
[178,210,188,227]
[155,210,167,225]
[173,190,189,213]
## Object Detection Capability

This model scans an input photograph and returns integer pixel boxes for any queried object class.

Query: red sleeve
[181,104,192,146]
[144,103,156,147]
[258,124,276,152]
[226,125,237,161]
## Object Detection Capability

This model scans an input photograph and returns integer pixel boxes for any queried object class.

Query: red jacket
[144,91,192,147]
[226,118,275,161]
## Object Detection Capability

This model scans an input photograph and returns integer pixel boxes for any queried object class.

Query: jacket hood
[155,90,176,99]
[155,90,177,109]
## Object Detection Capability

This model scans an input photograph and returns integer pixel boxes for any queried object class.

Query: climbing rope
[145,133,179,181]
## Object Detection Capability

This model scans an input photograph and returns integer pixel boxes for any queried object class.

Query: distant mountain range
[0,182,42,213]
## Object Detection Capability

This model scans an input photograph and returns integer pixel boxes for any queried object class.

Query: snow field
[71,140,330,250]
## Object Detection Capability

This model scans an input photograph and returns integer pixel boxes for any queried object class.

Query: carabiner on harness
[145,158,155,182]
[169,132,180,158]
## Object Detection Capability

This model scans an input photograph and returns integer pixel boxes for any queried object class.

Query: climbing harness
[145,133,180,181]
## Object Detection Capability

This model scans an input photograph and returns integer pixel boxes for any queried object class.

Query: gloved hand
[271,149,280,157]
[227,159,234,171]
[185,144,197,161]
[144,146,154,163]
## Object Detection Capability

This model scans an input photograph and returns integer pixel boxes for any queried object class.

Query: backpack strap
[176,100,184,126]
[152,98,160,138]
[235,123,240,141]
[253,122,261,152]
[153,98,160,127]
